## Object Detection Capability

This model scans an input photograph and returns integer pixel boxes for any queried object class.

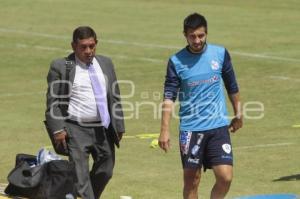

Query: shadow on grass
[273,174,300,181]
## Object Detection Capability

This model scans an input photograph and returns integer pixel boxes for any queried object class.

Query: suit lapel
[95,55,112,108]
[95,55,110,90]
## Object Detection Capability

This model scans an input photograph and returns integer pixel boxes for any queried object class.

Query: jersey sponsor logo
[221,155,233,159]
[222,143,231,154]
[211,60,220,70]
[180,131,192,155]
[187,75,219,87]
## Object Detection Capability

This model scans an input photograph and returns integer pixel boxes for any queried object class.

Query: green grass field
[0,0,300,198]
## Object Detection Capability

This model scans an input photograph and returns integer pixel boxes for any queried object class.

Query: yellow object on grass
[150,139,159,148]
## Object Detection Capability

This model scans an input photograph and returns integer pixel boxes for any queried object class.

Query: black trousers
[65,121,115,199]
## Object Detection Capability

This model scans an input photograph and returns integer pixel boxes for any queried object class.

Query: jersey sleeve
[222,49,239,94]
[164,59,180,101]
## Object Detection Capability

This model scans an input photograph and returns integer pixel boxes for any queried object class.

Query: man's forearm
[160,99,174,132]
[159,99,174,152]
[229,92,242,118]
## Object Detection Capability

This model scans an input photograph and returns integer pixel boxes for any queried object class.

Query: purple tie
[88,63,110,128]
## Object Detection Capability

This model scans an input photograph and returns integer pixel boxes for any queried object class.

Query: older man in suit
[45,26,125,199]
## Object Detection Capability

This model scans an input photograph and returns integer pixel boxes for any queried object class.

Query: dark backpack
[5,154,77,199]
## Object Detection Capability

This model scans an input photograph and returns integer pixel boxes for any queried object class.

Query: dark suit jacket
[45,53,125,147]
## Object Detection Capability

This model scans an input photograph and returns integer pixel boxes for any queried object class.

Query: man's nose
[85,47,92,54]
[194,37,201,43]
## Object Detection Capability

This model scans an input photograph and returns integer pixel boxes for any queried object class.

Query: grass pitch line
[292,124,300,128]
[0,91,45,98]
[235,142,293,150]
[0,28,69,40]
[230,51,300,62]
[269,75,300,82]
[13,43,164,63]
[1,27,300,63]
[14,43,70,53]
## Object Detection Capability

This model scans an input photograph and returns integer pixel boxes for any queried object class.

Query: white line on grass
[104,38,181,50]
[234,142,293,150]
[14,43,164,63]
[269,75,300,82]
[0,28,69,40]
[1,28,300,62]
[0,91,45,98]
[230,51,300,62]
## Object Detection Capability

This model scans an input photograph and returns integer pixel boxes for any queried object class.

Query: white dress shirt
[68,56,108,122]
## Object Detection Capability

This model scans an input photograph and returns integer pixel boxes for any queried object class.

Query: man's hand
[228,93,242,133]
[229,116,243,133]
[118,132,124,141]
[54,131,68,150]
[158,131,171,153]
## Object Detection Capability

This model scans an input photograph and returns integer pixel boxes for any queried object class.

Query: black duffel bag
[5,154,77,199]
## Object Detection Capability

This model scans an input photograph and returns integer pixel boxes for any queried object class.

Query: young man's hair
[72,26,97,43]
[183,13,207,33]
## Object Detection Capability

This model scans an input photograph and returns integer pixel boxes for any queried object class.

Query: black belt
[65,119,102,127]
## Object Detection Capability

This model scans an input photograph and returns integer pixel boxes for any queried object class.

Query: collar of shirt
[75,56,101,70]
[75,56,90,68]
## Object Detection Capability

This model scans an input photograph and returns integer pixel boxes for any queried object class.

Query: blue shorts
[179,126,233,170]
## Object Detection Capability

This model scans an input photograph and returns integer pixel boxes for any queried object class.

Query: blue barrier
[234,194,299,199]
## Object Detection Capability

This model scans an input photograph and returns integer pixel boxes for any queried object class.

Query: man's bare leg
[210,165,233,199]
[183,168,201,199]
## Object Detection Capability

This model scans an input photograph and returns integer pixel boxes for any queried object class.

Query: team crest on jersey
[211,60,219,70]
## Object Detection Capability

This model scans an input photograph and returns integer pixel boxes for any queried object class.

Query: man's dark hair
[183,13,207,33]
[72,26,97,43]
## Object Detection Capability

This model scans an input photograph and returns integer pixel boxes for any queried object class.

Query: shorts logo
[190,133,204,158]
[180,131,192,155]
[188,158,199,164]
[211,60,219,70]
[222,144,231,154]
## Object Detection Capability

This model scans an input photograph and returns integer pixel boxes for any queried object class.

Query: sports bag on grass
[5,153,77,199]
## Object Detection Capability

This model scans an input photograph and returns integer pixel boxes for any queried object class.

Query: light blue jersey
[164,43,239,131]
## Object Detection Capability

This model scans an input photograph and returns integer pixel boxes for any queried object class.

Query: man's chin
[85,57,94,64]
[191,46,203,53]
